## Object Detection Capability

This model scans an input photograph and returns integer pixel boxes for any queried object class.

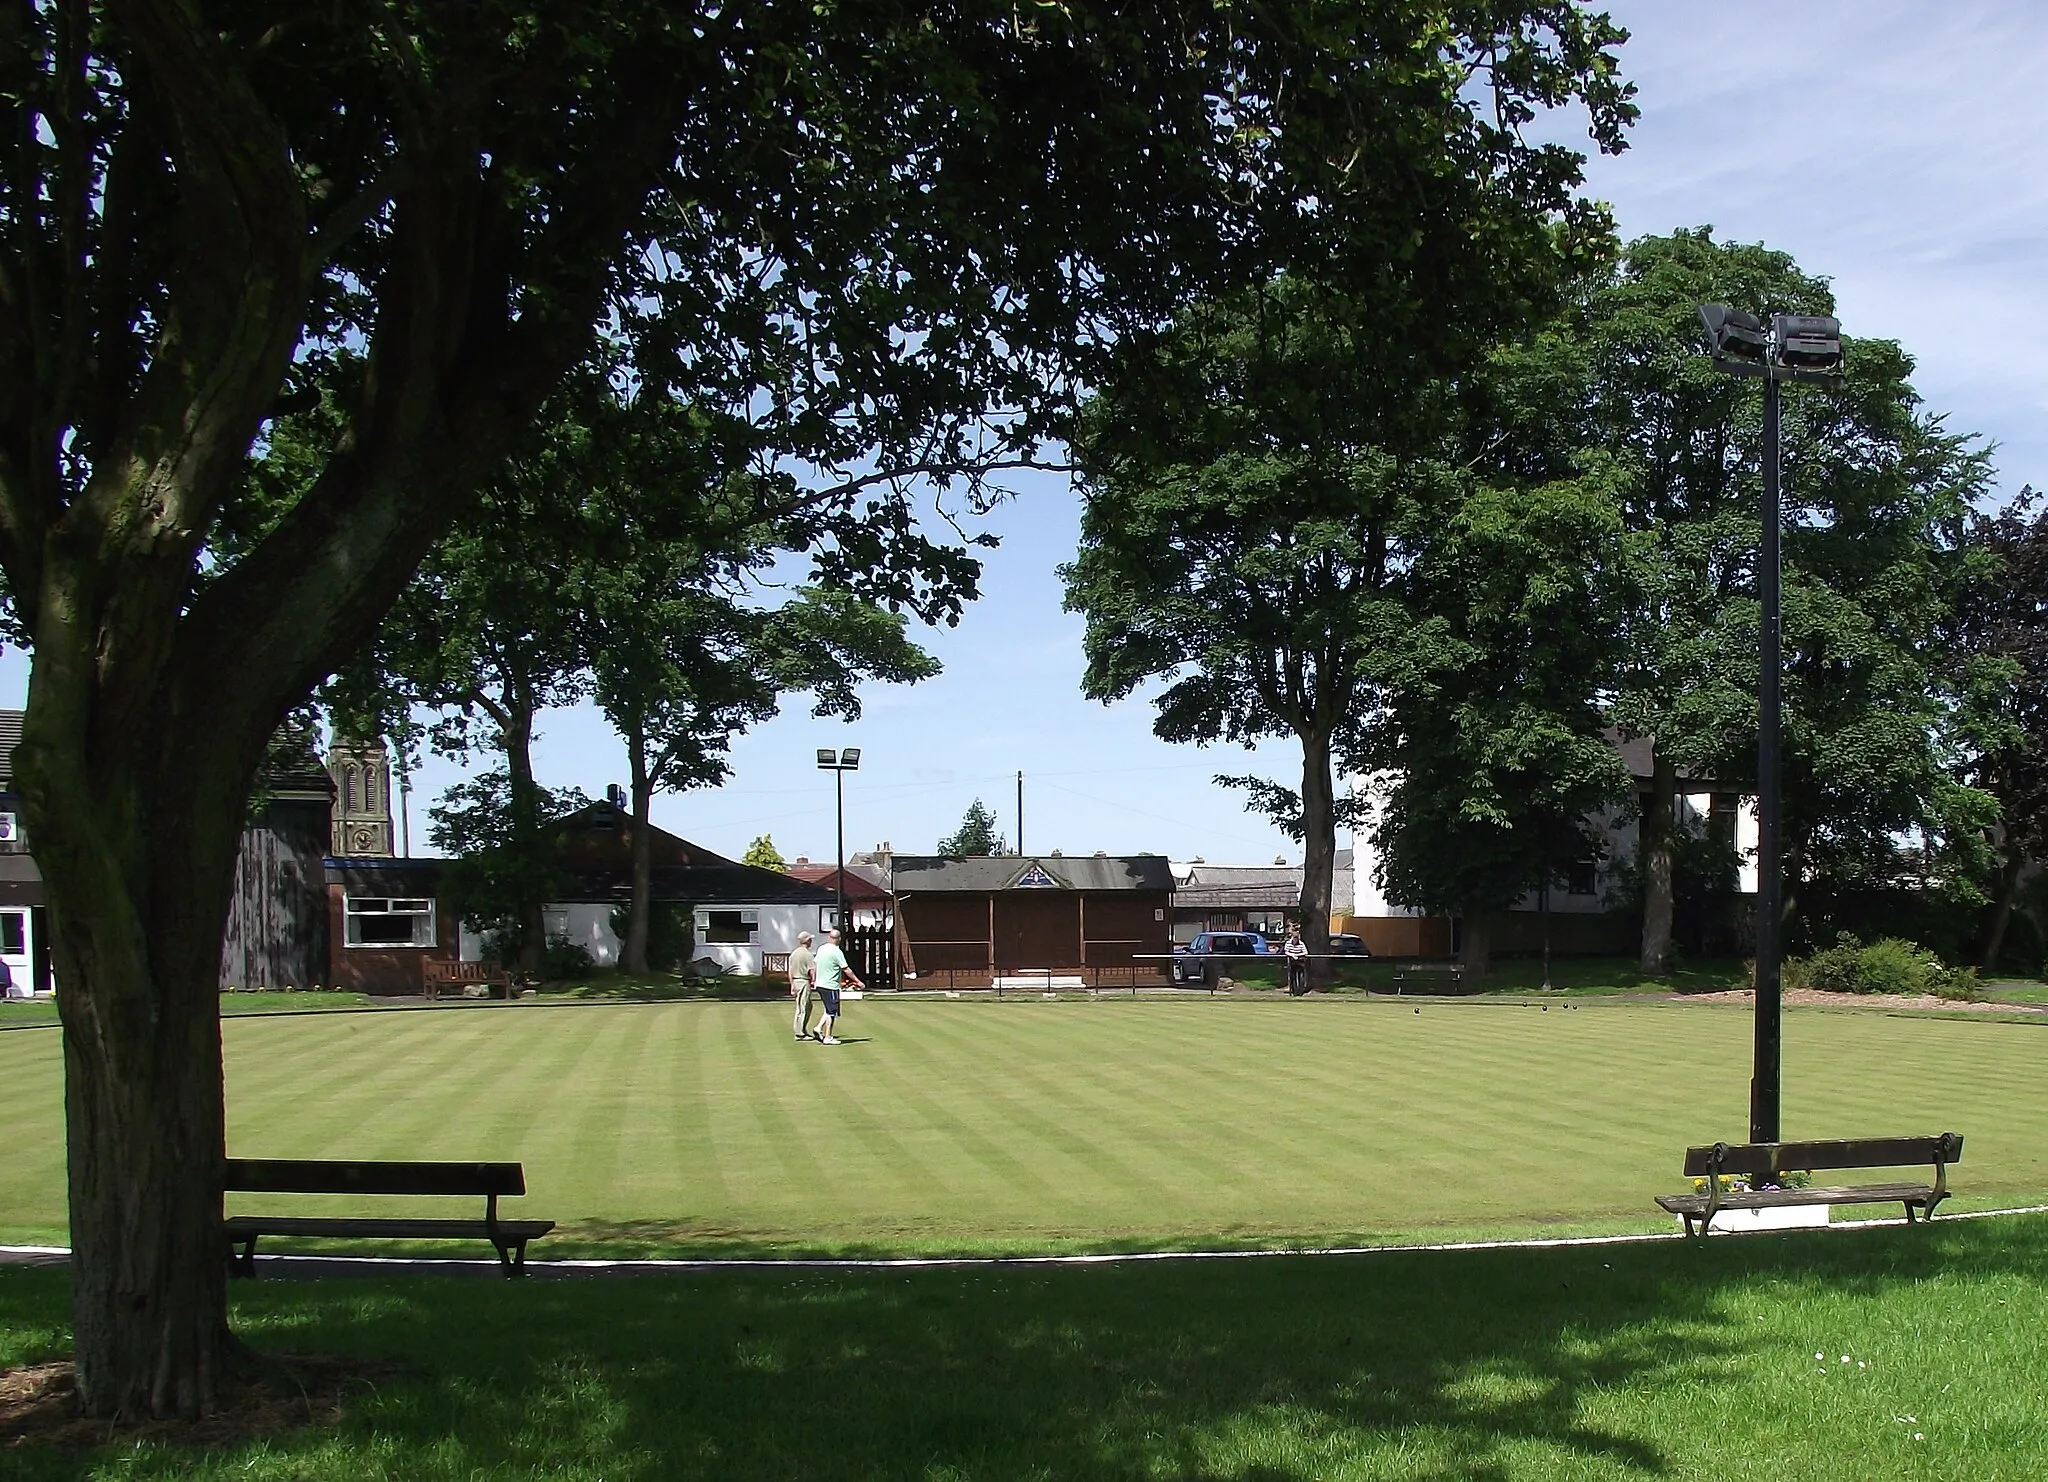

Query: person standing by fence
[813,926,865,1045]
[789,931,819,1041]
[1284,924,1310,996]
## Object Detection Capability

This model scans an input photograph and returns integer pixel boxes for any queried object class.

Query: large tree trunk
[18,640,269,1419]
[0,8,663,1419]
[1980,841,2027,973]
[1458,910,1493,977]
[1639,751,1676,976]
[623,715,655,975]
[500,693,547,977]
[1296,728,1336,988]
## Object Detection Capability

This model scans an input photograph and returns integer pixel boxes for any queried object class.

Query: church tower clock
[326,737,397,857]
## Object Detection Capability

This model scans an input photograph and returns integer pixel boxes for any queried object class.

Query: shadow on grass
[6,1216,2045,1480]
[534,974,783,1004]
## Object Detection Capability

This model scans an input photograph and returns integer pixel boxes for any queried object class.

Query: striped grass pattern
[2,997,2046,1252]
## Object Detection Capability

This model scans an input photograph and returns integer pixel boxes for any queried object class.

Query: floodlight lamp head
[816,749,837,768]
[1699,303,1767,361]
[1773,313,1843,371]
[841,747,862,768]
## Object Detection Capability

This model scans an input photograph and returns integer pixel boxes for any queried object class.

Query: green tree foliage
[0,0,1633,1417]
[1960,492,2048,968]
[1365,474,1635,974]
[742,837,789,873]
[1064,233,1639,971]
[536,371,942,971]
[330,363,942,976]
[1486,230,2001,964]
[939,800,1007,857]
[425,772,590,961]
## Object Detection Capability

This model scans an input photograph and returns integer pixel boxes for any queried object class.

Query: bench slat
[224,1216,555,1240]
[1657,1182,1934,1216]
[226,1158,527,1197]
[1680,1135,1961,1177]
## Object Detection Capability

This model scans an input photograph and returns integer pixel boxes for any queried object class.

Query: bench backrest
[424,961,503,982]
[225,1159,526,1197]
[1682,1133,1962,1178]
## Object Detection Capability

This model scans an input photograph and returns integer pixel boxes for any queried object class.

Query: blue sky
[6,2,2043,867]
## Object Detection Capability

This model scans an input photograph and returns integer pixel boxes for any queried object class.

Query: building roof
[327,858,447,896]
[1172,862,1304,909]
[891,854,1175,893]
[788,864,892,904]
[327,805,838,908]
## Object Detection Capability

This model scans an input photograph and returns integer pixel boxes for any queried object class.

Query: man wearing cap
[789,930,819,1041]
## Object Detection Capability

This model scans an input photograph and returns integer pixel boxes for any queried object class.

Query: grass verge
[6,1214,2047,1478]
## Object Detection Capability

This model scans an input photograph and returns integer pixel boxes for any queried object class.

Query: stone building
[326,737,396,857]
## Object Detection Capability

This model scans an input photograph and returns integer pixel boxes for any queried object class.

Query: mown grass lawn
[5,1214,2047,1479]
[0,991,373,1032]
[3,996,2046,1254]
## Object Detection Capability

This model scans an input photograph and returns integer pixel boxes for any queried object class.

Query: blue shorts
[819,987,842,1016]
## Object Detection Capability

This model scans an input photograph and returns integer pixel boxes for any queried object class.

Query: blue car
[1172,930,1270,984]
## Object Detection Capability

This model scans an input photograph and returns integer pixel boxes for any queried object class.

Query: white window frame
[698,908,760,944]
[344,894,436,948]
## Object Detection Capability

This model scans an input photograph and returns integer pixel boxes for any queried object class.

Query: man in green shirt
[812,927,865,1045]
[788,931,819,1041]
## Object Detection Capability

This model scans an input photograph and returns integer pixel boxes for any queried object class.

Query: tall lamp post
[816,747,861,930]
[1697,305,1845,1143]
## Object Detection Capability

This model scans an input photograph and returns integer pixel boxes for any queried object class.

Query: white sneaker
[820,1035,841,1045]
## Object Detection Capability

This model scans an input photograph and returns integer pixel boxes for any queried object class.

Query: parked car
[1172,930,1270,984]
[1328,933,1370,957]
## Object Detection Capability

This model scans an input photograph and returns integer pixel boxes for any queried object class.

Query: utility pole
[1016,770,1024,856]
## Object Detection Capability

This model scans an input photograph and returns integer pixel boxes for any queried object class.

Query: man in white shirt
[811,927,865,1045]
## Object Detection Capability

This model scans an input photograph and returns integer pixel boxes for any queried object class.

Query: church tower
[326,737,396,857]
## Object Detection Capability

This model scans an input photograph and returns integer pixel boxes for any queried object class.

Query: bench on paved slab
[224,1159,554,1276]
[1656,1133,1962,1238]
[1391,961,1464,994]
[422,959,514,1000]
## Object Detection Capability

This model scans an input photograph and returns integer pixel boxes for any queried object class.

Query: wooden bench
[763,952,792,980]
[224,1159,554,1276]
[1391,961,1464,994]
[1656,1133,1963,1238]
[423,959,513,1000]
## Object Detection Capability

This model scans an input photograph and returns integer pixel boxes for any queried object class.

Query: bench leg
[227,1237,259,1277]
[493,1238,529,1278]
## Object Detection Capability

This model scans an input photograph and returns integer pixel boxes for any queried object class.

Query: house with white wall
[1343,733,1759,957]
[454,802,838,976]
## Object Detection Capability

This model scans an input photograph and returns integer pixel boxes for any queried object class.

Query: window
[702,909,758,944]
[344,895,436,947]
[1565,860,1598,897]
[0,911,22,955]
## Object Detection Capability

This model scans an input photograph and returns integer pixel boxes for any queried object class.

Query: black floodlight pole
[817,748,861,929]
[1696,305,1843,1145]
[1755,367,1783,1144]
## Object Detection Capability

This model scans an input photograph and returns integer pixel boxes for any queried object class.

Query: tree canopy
[0,0,1634,1417]
[1479,230,2003,961]
[939,800,1007,857]
[742,836,788,873]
